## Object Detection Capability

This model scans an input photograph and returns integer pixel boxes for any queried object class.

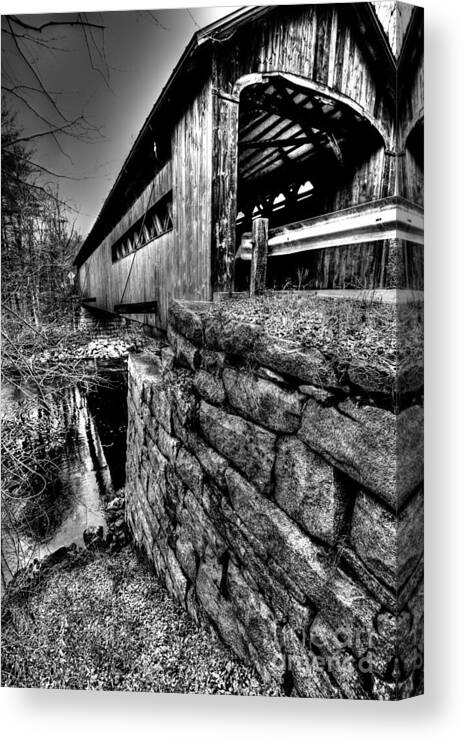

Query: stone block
[175,528,198,582]
[322,566,380,641]
[274,437,348,545]
[223,367,304,433]
[157,426,180,464]
[169,372,197,428]
[151,384,171,433]
[226,561,285,681]
[164,464,186,520]
[128,353,162,391]
[282,626,342,698]
[200,348,226,372]
[298,397,423,508]
[203,316,338,387]
[193,369,226,406]
[195,548,249,662]
[351,488,423,590]
[165,546,188,605]
[168,325,201,371]
[175,446,204,499]
[168,300,206,346]
[184,430,229,490]
[180,490,225,555]
[225,467,332,604]
[160,345,175,371]
[199,400,276,494]
[338,545,396,610]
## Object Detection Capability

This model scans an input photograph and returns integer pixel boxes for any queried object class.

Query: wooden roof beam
[273,84,344,165]
[240,136,318,149]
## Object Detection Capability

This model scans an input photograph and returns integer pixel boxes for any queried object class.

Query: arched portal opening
[233,75,386,291]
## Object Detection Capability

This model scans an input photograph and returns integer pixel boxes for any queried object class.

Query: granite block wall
[125,298,423,699]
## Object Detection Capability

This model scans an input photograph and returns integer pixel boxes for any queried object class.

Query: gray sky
[2,5,238,237]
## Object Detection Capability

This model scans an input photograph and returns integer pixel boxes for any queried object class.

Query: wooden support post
[211,90,240,297]
[250,217,269,296]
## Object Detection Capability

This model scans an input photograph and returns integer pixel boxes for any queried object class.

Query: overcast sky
[2,4,238,237]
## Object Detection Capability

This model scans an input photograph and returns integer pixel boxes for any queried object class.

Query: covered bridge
[75,3,424,331]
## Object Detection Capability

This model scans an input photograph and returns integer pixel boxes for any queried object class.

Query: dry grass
[209,292,423,383]
[1,546,283,696]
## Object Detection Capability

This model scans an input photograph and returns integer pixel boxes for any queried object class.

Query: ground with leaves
[207,291,423,404]
[210,292,423,376]
[1,545,283,695]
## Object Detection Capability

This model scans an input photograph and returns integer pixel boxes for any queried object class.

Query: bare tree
[1,14,107,160]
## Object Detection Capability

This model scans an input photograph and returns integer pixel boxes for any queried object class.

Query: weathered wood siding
[77,161,173,326]
[263,238,423,291]
[171,76,213,305]
[399,55,424,206]
[213,4,394,144]
[321,145,389,213]
[77,241,111,310]
[110,232,174,328]
[77,77,213,329]
[210,3,398,292]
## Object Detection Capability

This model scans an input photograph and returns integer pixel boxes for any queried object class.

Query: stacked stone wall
[125,299,423,700]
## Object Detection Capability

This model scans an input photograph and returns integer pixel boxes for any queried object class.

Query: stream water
[1,362,128,585]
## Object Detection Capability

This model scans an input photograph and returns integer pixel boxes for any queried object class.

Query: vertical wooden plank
[211,89,240,295]
[250,217,269,296]
[327,7,339,89]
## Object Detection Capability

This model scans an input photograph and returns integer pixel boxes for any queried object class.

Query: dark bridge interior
[236,77,383,234]
[234,76,385,290]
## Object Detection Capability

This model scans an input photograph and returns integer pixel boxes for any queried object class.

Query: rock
[337,545,396,611]
[106,496,124,511]
[160,345,175,370]
[193,370,226,406]
[195,547,249,662]
[83,525,104,549]
[298,384,335,403]
[350,492,396,588]
[298,397,423,508]
[199,400,276,494]
[42,544,78,568]
[167,325,201,371]
[312,568,380,653]
[169,372,197,429]
[175,529,198,582]
[274,437,349,545]
[282,625,342,698]
[350,488,423,590]
[256,366,287,384]
[200,349,226,372]
[203,316,338,387]
[225,467,332,604]
[223,367,304,433]
[305,614,374,699]
[168,300,208,346]
[151,382,172,433]
[175,447,204,499]
[183,430,229,491]
[182,490,225,554]
[227,560,285,682]
[164,546,188,605]
[157,426,180,464]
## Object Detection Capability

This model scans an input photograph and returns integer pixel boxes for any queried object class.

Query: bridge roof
[74,3,397,268]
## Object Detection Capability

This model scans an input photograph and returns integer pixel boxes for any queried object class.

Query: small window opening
[111,191,173,262]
